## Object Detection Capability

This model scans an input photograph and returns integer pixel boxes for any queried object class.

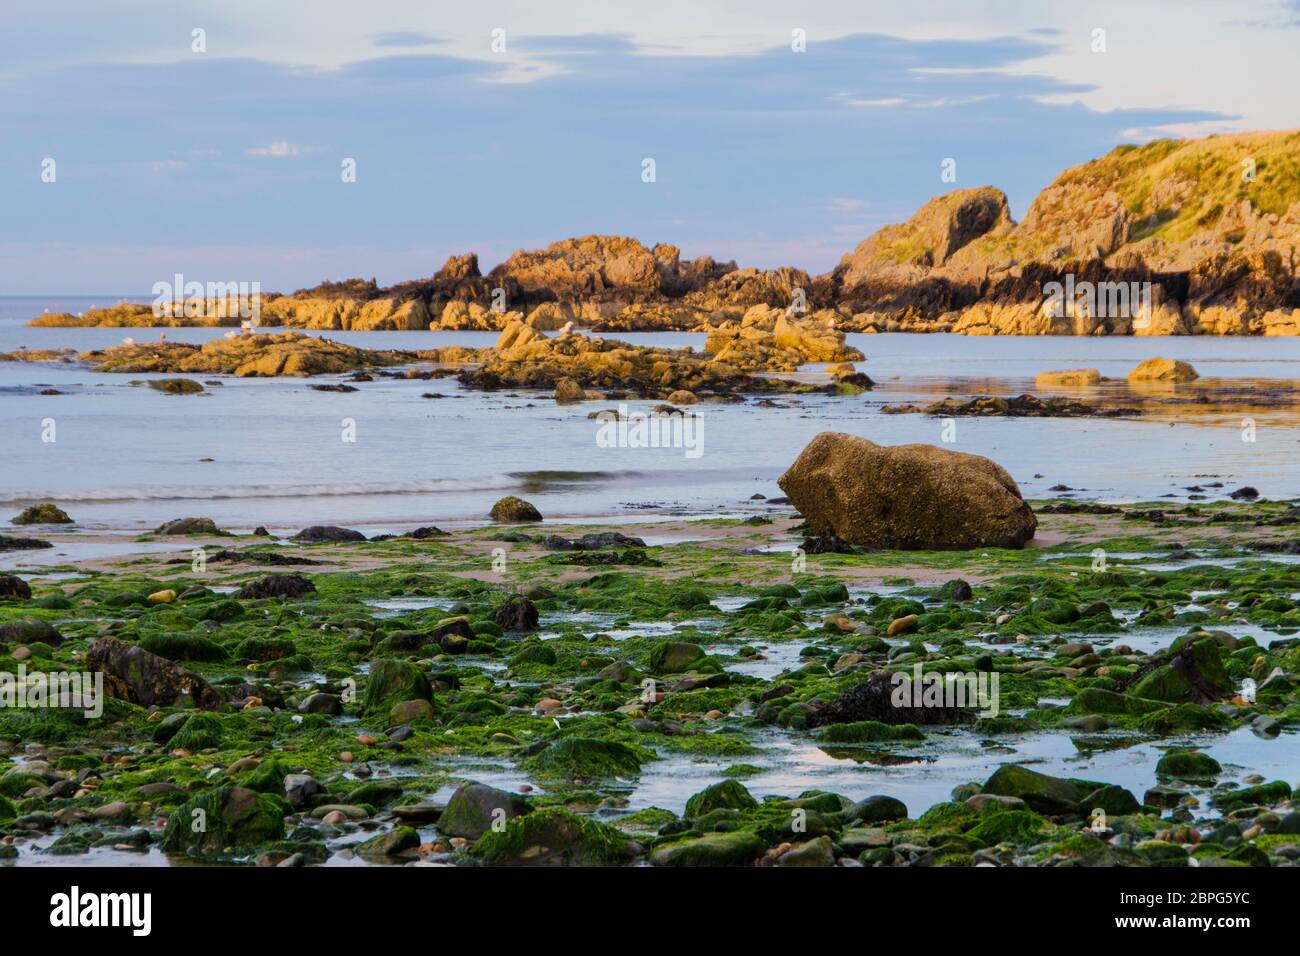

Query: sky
[2,0,1299,294]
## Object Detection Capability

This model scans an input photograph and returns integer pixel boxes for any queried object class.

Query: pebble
[339,751,354,763]
[11,646,31,661]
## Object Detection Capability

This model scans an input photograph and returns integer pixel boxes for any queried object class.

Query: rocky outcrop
[703,307,863,370]
[487,235,730,308]
[25,132,1300,337]
[836,187,1013,290]
[259,296,430,331]
[82,332,417,376]
[777,432,1037,550]
[462,319,832,396]
[12,503,73,525]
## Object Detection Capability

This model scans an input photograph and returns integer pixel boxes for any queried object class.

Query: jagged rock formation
[29,132,1300,335]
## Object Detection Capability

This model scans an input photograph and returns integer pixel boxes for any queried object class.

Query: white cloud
[825,197,867,213]
[245,140,310,157]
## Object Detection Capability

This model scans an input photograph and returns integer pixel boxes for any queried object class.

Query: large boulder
[87,638,223,710]
[777,432,1036,550]
[489,496,542,523]
[12,503,73,525]
[470,807,640,866]
[362,659,432,717]
[438,782,532,839]
[235,574,316,600]
[1129,638,1232,704]
[160,786,288,857]
[0,575,32,600]
[0,618,63,645]
[651,831,765,867]
[982,765,1085,816]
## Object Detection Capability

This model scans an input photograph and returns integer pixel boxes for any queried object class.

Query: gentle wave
[0,476,538,504]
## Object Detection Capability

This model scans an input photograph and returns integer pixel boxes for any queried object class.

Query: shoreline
[2,499,1299,867]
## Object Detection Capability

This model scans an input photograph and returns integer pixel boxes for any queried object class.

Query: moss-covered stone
[160,786,289,857]
[470,808,638,865]
[362,659,433,717]
[522,737,648,781]
[650,830,766,867]
[1155,750,1222,779]
[684,780,758,819]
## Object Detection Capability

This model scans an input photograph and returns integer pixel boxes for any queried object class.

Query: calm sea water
[3,295,1300,543]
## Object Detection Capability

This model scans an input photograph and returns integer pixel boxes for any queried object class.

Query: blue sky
[3,0,1298,294]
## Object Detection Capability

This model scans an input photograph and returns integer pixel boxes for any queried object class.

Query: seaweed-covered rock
[12,503,73,525]
[0,575,32,600]
[522,737,646,781]
[169,712,225,751]
[154,517,219,535]
[235,574,316,600]
[160,786,288,857]
[815,670,969,726]
[0,616,64,647]
[470,807,639,866]
[648,641,705,674]
[1128,638,1232,704]
[489,595,539,632]
[147,377,205,395]
[0,534,53,552]
[86,638,223,710]
[651,831,765,867]
[684,780,758,818]
[982,765,1085,816]
[777,432,1036,550]
[292,525,366,543]
[489,496,543,523]
[362,659,432,717]
[1156,751,1222,779]
[439,782,532,840]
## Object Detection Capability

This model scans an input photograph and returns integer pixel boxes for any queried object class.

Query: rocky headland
[31,131,1300,337]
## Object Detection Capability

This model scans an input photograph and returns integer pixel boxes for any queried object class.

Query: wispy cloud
[825,197,868,213]
[245,141,311,158]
